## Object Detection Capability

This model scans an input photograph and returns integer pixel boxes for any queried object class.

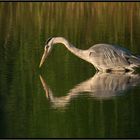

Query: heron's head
[39,37,54,67]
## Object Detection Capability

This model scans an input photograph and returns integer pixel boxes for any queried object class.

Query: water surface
[0,2,140,138]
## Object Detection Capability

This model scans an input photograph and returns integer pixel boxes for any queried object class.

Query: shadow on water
[39,72,140,110]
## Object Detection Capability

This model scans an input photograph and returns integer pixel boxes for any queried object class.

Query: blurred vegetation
[0,2,140,46]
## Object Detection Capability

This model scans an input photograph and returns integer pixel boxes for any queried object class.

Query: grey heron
[39,37,140,72]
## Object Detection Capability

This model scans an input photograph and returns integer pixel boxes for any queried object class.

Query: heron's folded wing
[89,47,130,66]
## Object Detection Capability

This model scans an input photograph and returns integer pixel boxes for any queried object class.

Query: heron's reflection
[39,72,140,109]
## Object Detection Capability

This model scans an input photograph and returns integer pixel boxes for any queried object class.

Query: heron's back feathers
[127,55,140,67]
[88,44,140,71]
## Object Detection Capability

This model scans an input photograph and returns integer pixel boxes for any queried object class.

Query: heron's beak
[39,49,48,68]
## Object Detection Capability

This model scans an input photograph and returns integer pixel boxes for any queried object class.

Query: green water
[0,2,140,138]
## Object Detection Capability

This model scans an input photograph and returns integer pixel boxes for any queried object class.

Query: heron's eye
[45,37,53,45]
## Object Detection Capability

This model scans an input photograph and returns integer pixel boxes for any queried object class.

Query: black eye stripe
[45,37,53,44]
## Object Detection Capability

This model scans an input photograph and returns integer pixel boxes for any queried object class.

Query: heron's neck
[52,37,89,62]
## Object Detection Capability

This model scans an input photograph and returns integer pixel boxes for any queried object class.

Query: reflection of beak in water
[39,75,50,99]
[39,75,71,109]
[39,72,140,109]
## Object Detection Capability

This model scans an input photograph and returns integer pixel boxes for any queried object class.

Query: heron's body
[88,44,140,71]
[39,37,140,72]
